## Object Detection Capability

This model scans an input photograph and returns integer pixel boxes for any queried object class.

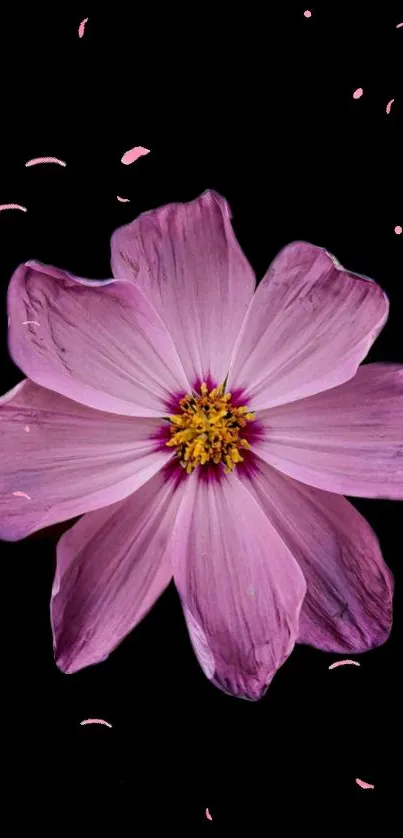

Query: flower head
[1,191,400,700]
[165,382,255,473]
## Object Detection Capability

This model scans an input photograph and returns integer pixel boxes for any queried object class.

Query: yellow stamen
[166,382,255,474]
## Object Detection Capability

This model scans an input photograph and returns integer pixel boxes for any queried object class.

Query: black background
[1,3,402,832]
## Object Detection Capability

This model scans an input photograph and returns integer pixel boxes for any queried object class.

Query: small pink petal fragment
[117,195,131,203]
[22,320,40,326]
[25,157,66,168]
[329,659,361,670]
[80,718,112,728]
[0,203,27,212]
[24,426,30,432]
[121,146,150,166]
[12,491,32,500]
[396,22,403,28]
[304,10,312,17]
[353,88,364,99]
[386,98,395,114]
[206,808,213,821]
[356,778,375,790]
[395,225,402,235]
[78,18,88,38]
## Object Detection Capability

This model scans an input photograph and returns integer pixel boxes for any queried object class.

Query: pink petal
[120,145,150,165]
[227,242,389,411]
[7,261,190,417]
[242,458,393,653]
[171,470,306,700]
[356,778,375,790]
[253,363,403,499]
[0,379,170,541]
[52,466,187,673]
[110,191,256,386]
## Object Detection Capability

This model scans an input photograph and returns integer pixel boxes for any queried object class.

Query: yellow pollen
[166,382,255,474]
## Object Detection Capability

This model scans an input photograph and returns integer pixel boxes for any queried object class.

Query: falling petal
[22,320,40,326]
[80,718,112,728]
[205,808,213,821]
[353,88,364,99]
[0,203,27,212]
[394,225,402,235]
[396,22,403,28]
[121,146,150,165]
[356,778,375,790]
[25,157,66,168]
[328,659,361,670]
[24,426,30,432]
[78,18,89,38]
[117,195,131,203]
[303,10,312,17]
[12,491,31,500]
[386,98,395,114]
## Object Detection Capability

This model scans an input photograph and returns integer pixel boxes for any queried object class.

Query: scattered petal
[117,195,131,203]
[206,808,213,821]
[386,98,395,114]
[80,718,112,728]
[353,87,364,99]
[395,225,402,235]
[328,659,361,669]
[356,778,375,790]
[396,22,403,28]
[303,10,312,17]
[78,17,89,38]
[24,425,30,432]
[22,320,40,326]
[25,157,66,167]
[0,203,27,213]
[12,491,31,500]
[121,146,150,165]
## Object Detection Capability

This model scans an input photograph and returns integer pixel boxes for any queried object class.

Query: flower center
[166,382,255,474]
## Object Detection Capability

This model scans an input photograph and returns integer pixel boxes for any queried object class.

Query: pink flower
[1,191,401,700]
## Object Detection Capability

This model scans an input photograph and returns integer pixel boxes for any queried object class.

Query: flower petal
[52,466,187,673]
[227,242,389,410]
[7,261,190,416]
[253,363,403,499]
[0,379,170,541]
[242,458,393,653]
[171,470,306,700]
[110,190,256,386]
